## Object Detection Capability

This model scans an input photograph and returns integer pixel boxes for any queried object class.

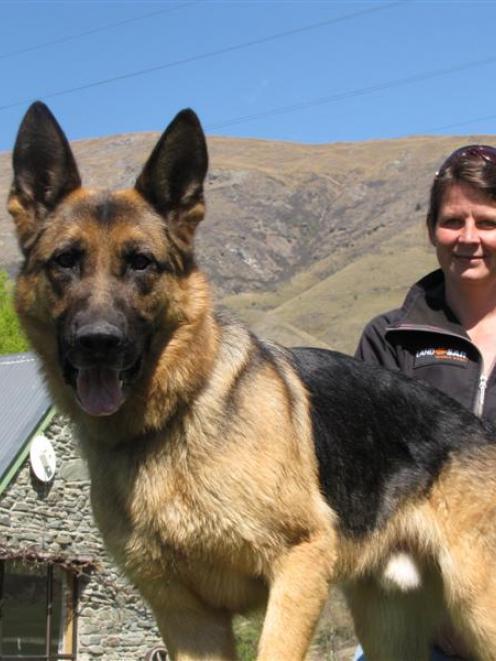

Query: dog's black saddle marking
[290,347,494,537]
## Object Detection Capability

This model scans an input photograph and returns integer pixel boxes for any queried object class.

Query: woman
[355,144,496,660]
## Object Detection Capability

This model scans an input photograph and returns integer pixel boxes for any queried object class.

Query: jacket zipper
[475,354,496,417]
[475,375,488,418]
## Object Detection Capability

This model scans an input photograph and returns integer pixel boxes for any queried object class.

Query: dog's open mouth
[76,366,125,417]
[66,357,142,417]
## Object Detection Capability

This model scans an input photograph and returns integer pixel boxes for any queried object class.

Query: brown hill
[0,130,487,353]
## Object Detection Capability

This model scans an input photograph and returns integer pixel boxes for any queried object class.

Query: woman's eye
[478,219,496,229]
[438,217,462,229]
[128,253,153,271]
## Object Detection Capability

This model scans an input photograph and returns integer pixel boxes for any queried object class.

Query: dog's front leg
[142,580,238,661]
[257,532,336,660]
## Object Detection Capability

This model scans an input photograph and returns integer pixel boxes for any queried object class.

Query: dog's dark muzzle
[61,319,144,418]
[72,321,126,366]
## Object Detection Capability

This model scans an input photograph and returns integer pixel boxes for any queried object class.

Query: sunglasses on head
[436,144,496,176]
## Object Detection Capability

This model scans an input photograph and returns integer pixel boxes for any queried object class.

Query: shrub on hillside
[0,271,29,355]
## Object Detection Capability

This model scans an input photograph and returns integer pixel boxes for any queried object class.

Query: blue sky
[1,1,496,151]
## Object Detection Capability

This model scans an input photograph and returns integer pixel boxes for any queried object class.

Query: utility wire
[0,1,403,111]
[0,3,196,61]
[205,54,496,131]
[426,113,496,134]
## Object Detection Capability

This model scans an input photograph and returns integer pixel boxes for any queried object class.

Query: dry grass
[222,222,436,354]
[233,590,358,661]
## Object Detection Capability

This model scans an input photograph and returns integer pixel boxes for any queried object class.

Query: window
[0,560,78,660]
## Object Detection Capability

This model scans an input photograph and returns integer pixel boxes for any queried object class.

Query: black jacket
[355,269,496,420]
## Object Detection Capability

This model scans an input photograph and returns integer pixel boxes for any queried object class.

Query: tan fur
[10,110,496,660]
[11,182,338,658]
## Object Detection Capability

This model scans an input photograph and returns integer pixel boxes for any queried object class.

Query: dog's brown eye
[52,250,80,270]
[128,253,153,271]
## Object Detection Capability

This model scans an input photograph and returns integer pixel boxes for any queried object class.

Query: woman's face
[431,182,496,287]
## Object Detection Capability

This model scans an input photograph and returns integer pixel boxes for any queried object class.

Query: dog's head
[9,102,208,417]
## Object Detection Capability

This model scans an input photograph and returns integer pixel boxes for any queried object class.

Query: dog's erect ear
[8,101,81,254]
[135,109,208,249]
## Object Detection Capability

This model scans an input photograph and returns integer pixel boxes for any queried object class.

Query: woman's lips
[454,254,485,260]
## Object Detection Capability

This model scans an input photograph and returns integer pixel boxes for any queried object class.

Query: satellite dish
[30,435,56,483]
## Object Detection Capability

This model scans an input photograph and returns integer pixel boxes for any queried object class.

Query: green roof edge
[0,407,56,497]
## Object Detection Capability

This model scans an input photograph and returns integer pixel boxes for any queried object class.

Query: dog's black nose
[76,322,124,353]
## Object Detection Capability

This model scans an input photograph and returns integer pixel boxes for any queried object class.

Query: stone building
[0,353,166,660]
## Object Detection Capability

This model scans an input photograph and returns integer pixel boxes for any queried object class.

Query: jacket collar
[386,269,470,339]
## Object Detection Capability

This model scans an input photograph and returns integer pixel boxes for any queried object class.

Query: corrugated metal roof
[0,352,52,482]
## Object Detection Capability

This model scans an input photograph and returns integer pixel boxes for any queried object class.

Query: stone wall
[0,415,164,660]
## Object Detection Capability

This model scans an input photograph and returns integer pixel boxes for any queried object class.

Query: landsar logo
[415,348,468,362]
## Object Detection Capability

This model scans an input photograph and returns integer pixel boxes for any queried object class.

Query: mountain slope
[0,129,487,352]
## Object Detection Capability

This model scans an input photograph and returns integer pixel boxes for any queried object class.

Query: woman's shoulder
[361,308,403,336]
[355,309,404,366]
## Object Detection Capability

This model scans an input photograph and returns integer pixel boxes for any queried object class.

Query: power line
[426,113,496,134]
[0,1,403,111]
[205,54,496,131]
[0,2,196,60]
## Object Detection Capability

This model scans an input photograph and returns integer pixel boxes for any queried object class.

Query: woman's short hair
[427,145,496,232]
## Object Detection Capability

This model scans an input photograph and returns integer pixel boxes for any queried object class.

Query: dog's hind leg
[344,571,443,661]
[451,599,496,661]
[442,551,496,661]
[142,582,238,661]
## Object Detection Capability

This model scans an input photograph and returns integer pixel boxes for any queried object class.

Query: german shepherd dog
[9,102,496,661]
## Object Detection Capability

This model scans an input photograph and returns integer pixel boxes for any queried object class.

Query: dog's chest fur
[72,322,331,613]
[84,431,274,610]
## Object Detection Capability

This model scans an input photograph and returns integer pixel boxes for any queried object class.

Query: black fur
[135,108,208,216]
[11,101,81,217]
[290,347,495,537]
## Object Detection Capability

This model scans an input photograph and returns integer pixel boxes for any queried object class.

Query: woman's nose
[459,220,479,242]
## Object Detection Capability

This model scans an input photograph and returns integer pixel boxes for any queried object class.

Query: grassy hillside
[0,271,29,355]
[223,221,437,353]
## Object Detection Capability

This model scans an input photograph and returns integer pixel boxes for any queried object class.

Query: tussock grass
[0,270,29,355]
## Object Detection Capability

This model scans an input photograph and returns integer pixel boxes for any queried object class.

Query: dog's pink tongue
[76,367,124,416]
